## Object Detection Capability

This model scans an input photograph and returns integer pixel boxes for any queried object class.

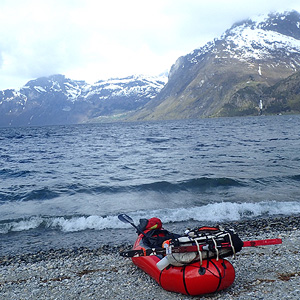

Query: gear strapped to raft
[121,218,244,269]
[174,225,244,261]
[119,215,282,269]
[154,225,243,269]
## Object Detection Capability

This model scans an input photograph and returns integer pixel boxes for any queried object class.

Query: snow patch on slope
[225,26,300,61]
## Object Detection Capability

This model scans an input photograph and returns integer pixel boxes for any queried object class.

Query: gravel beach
[1,215,299,300]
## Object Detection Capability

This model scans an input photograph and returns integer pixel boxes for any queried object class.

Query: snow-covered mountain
[186,11,300,79]
[2,10,300,126]
[0,74,167,127]
[131,10,300,120]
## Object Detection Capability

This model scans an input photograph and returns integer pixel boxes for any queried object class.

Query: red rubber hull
[132,235,235,296]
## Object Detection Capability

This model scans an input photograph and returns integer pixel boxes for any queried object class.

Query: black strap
[159,268,164,286]
[210,259,223,292]
[182,265,190,295]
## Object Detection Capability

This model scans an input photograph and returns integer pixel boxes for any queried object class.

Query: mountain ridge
[128,10,300,121]
[1,10,300,127]
[0,74,167,127]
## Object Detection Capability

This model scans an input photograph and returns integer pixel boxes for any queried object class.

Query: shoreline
[1,215,300,299]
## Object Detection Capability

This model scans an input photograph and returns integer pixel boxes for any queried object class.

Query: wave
[145,137,171,143]
[1,200,300,234]
[1,177,244,202]
[0,187,60,202]
[289,174,300,181]
[0,215,121,234]
[136,177,243,192]
[0,168,32,178]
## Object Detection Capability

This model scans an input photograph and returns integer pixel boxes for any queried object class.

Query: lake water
[1,115,300,255]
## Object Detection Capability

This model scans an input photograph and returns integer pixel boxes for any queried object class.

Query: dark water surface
[1,115,300,255]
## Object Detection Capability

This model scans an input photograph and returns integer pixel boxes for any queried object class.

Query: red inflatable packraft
[132,233,235,296]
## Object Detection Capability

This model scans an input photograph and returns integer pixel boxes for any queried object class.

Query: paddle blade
[243,238,282,247]
[118,213,134,225]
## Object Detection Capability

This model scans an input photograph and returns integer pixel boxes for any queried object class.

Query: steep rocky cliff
[130,11,300,120]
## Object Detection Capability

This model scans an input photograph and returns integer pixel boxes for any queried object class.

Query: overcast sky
[1,0,300,90]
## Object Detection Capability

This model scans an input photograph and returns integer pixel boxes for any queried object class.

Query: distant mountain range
[0,74,167,127]
[1,10,300,127]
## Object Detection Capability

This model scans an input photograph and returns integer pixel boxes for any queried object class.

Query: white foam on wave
[50,215,122,232]
[1,201,300,234]
[0,215,128,234]
[1,217,45,233]
[142,201,300,223]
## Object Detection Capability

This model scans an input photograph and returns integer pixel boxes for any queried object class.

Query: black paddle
[118,213,149,238]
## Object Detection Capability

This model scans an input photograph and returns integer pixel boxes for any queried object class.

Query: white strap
[227,233,236,258]
[211,237,219,261]
[194,238,203,266]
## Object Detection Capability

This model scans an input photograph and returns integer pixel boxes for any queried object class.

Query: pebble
[0,215,299,299]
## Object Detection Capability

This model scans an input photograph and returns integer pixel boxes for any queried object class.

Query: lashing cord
[227,232,236,258]
[211,237,219,261]
[194,238,203,266]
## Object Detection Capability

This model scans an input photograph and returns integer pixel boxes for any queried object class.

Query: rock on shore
[1,215,300,300]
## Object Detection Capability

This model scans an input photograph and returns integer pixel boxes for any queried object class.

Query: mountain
[129,10,300,120]
[263,69,300,114]
[2,10,300,127]
[0,74,167,127]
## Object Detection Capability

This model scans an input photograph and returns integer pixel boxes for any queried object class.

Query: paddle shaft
[117,214,282,257]
[120,238,282,257]
[243,238,282,247]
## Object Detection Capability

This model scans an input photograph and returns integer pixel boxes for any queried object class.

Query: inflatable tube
[132,234,235,296]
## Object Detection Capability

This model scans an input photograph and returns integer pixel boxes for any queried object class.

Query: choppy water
[1,115,300,255]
